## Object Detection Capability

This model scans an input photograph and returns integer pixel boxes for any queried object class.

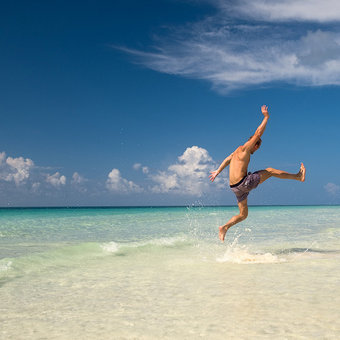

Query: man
[209,105,306,242]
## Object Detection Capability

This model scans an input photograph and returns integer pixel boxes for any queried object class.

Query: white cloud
[150,146,224,196]
[106,168,143,193]
[71,172,87,185]
[31,182,41,192]
[324,182,340,195]
[46,172,66,187]
[151,171,179,193]
[0,152,34,185]
[118,0,340,92]
[133,163,149,174]
[0,148,227,199]
[0,152,6,165]
[142,166,149,174]
[71,172,88,192]
[133,163,142,170]
[232,0,340,22]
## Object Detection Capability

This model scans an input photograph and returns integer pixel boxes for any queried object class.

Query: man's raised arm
[243,105,269,151]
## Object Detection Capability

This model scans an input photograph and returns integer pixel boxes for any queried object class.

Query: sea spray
[216,230,286,264]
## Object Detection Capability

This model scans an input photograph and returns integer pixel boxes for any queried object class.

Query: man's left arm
[209,153,233,182]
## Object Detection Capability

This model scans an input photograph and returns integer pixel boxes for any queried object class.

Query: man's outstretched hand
[209,170,219,182]
[261,105,269,117]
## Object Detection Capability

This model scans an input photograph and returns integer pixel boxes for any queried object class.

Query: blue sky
[1,0,340,206]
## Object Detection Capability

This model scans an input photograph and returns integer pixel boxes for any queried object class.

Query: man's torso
[229,146,251,185]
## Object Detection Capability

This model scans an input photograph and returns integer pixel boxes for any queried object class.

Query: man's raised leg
[219,199,248,242]
[258,162,306,184]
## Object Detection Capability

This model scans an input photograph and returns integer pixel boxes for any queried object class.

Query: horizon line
[0,204,339,209]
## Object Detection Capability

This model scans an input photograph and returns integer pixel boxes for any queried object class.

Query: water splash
[217,247,285,264]
[217,231,286,264]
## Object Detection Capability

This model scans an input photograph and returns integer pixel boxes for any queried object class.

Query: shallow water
[1,206,340,339]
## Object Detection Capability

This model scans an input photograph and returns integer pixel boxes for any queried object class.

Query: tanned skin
[209,105,306,242]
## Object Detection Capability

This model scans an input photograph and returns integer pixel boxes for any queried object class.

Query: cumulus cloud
[324,182,340,195]
[71,172,87,185]
[0,148,227,199]
[150,171,179,193]
[150,146,224,196]
[71,172,88,192]
[0,152,34,185]
[46,172,66,187]
[106,168,143,193]
[118,0,340,92]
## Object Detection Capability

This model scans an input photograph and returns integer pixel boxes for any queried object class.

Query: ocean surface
[1,206,340,339]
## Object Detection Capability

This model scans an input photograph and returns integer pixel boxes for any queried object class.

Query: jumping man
[209,105,306,242]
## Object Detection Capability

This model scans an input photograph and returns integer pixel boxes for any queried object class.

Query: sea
[1,206,340,339]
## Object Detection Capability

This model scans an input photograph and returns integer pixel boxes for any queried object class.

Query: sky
[1,0,340,206]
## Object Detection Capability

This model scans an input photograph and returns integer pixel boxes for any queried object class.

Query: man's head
[249,136,262,154]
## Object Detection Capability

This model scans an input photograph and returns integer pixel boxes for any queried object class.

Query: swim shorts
[230,171,261,203]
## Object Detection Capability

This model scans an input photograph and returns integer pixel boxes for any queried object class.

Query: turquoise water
[1,206,340,339]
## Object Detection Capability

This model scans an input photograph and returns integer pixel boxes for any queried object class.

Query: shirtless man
[209,105,306,242]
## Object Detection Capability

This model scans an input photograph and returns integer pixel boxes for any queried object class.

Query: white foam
[100,237,189,255]
[215,228,286,264]
[0,260,12,272]
[217,247,285,264]
[100,242,119,253]
[147,237,188,247]
[125,237,189,249]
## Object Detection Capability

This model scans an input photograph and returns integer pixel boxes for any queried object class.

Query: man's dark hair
[248,135,262,147]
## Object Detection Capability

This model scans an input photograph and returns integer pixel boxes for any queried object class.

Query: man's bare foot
[219,225,229,242]
[298,162,306,182]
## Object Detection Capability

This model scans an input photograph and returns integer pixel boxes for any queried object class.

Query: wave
[101,236,192,254]
[0,237,193,284]
[1,235,338,285]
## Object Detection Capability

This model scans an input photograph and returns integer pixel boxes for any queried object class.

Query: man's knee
[265,167,274,174]
[239,210,248,221]
[237,199,248,221]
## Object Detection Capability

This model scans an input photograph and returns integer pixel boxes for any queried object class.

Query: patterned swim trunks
[230,171,261,203]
